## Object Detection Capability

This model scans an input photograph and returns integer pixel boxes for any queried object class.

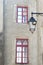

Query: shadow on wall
[42,53,43,64]
[0,32,4,65]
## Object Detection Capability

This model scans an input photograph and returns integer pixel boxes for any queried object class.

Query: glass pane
[23,16,27,23]
[23,20,27,23]
[17,40,22,45]
[23,19,27,23]
[18,16,22,19]
[23,16,27,20]
[18,8,22,11]
[23,12,27,15]
[23,19,24,23]
[17,53,21,57]
[18,12,22,15]
[23,58,27,63]
[23,8,27,12]
[23,53,27,57]
[17,47,22,51]
[23,47,27,52]
[23,40,27,45]
[18,20,22,23]
[17,58,21,63]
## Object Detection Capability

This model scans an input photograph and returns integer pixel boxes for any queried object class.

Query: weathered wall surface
[0,0,3,32]
[37,0,43,65]
[0,0,3,65]
[4,0,38,65]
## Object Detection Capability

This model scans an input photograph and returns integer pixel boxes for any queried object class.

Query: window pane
[17,40,22,45]
[23,16,27,23]
[23,12,27,15]
[23,47,27,52]
[23,20,27,23]
[17,58,21,63]
[18,12,22,15]
[23,40,27,45]
[18,20,22,23]
[23,53,27,57]
[17,47,22,51]
[18,16,22,20]
[23,8,27,12]
[23,58,27,63]
[17,53,21,57]
[18,8,22,11]
[23,16,27,20]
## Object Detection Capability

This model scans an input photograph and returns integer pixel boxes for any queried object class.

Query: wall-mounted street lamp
[28,12,43,33]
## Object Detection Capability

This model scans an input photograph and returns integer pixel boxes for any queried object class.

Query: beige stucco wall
[35,0,43,65]
[0,0,3,65]
[4,0,39,65]
[0,0,3,32]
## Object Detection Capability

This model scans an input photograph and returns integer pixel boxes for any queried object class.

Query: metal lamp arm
[31,12,43,16]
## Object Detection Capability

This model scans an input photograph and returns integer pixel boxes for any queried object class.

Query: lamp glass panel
[32,22,36,25]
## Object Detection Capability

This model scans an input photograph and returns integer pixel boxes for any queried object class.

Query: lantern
[28,16,37,33]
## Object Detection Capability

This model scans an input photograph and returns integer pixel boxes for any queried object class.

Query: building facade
[0,0,43,65]
[0,0,4,65]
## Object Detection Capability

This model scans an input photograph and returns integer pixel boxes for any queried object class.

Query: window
[16,6,28,23]
[16,39,28,64]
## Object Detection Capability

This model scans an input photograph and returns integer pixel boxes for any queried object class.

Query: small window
[16,6,28,23]
[16,39,28,64]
